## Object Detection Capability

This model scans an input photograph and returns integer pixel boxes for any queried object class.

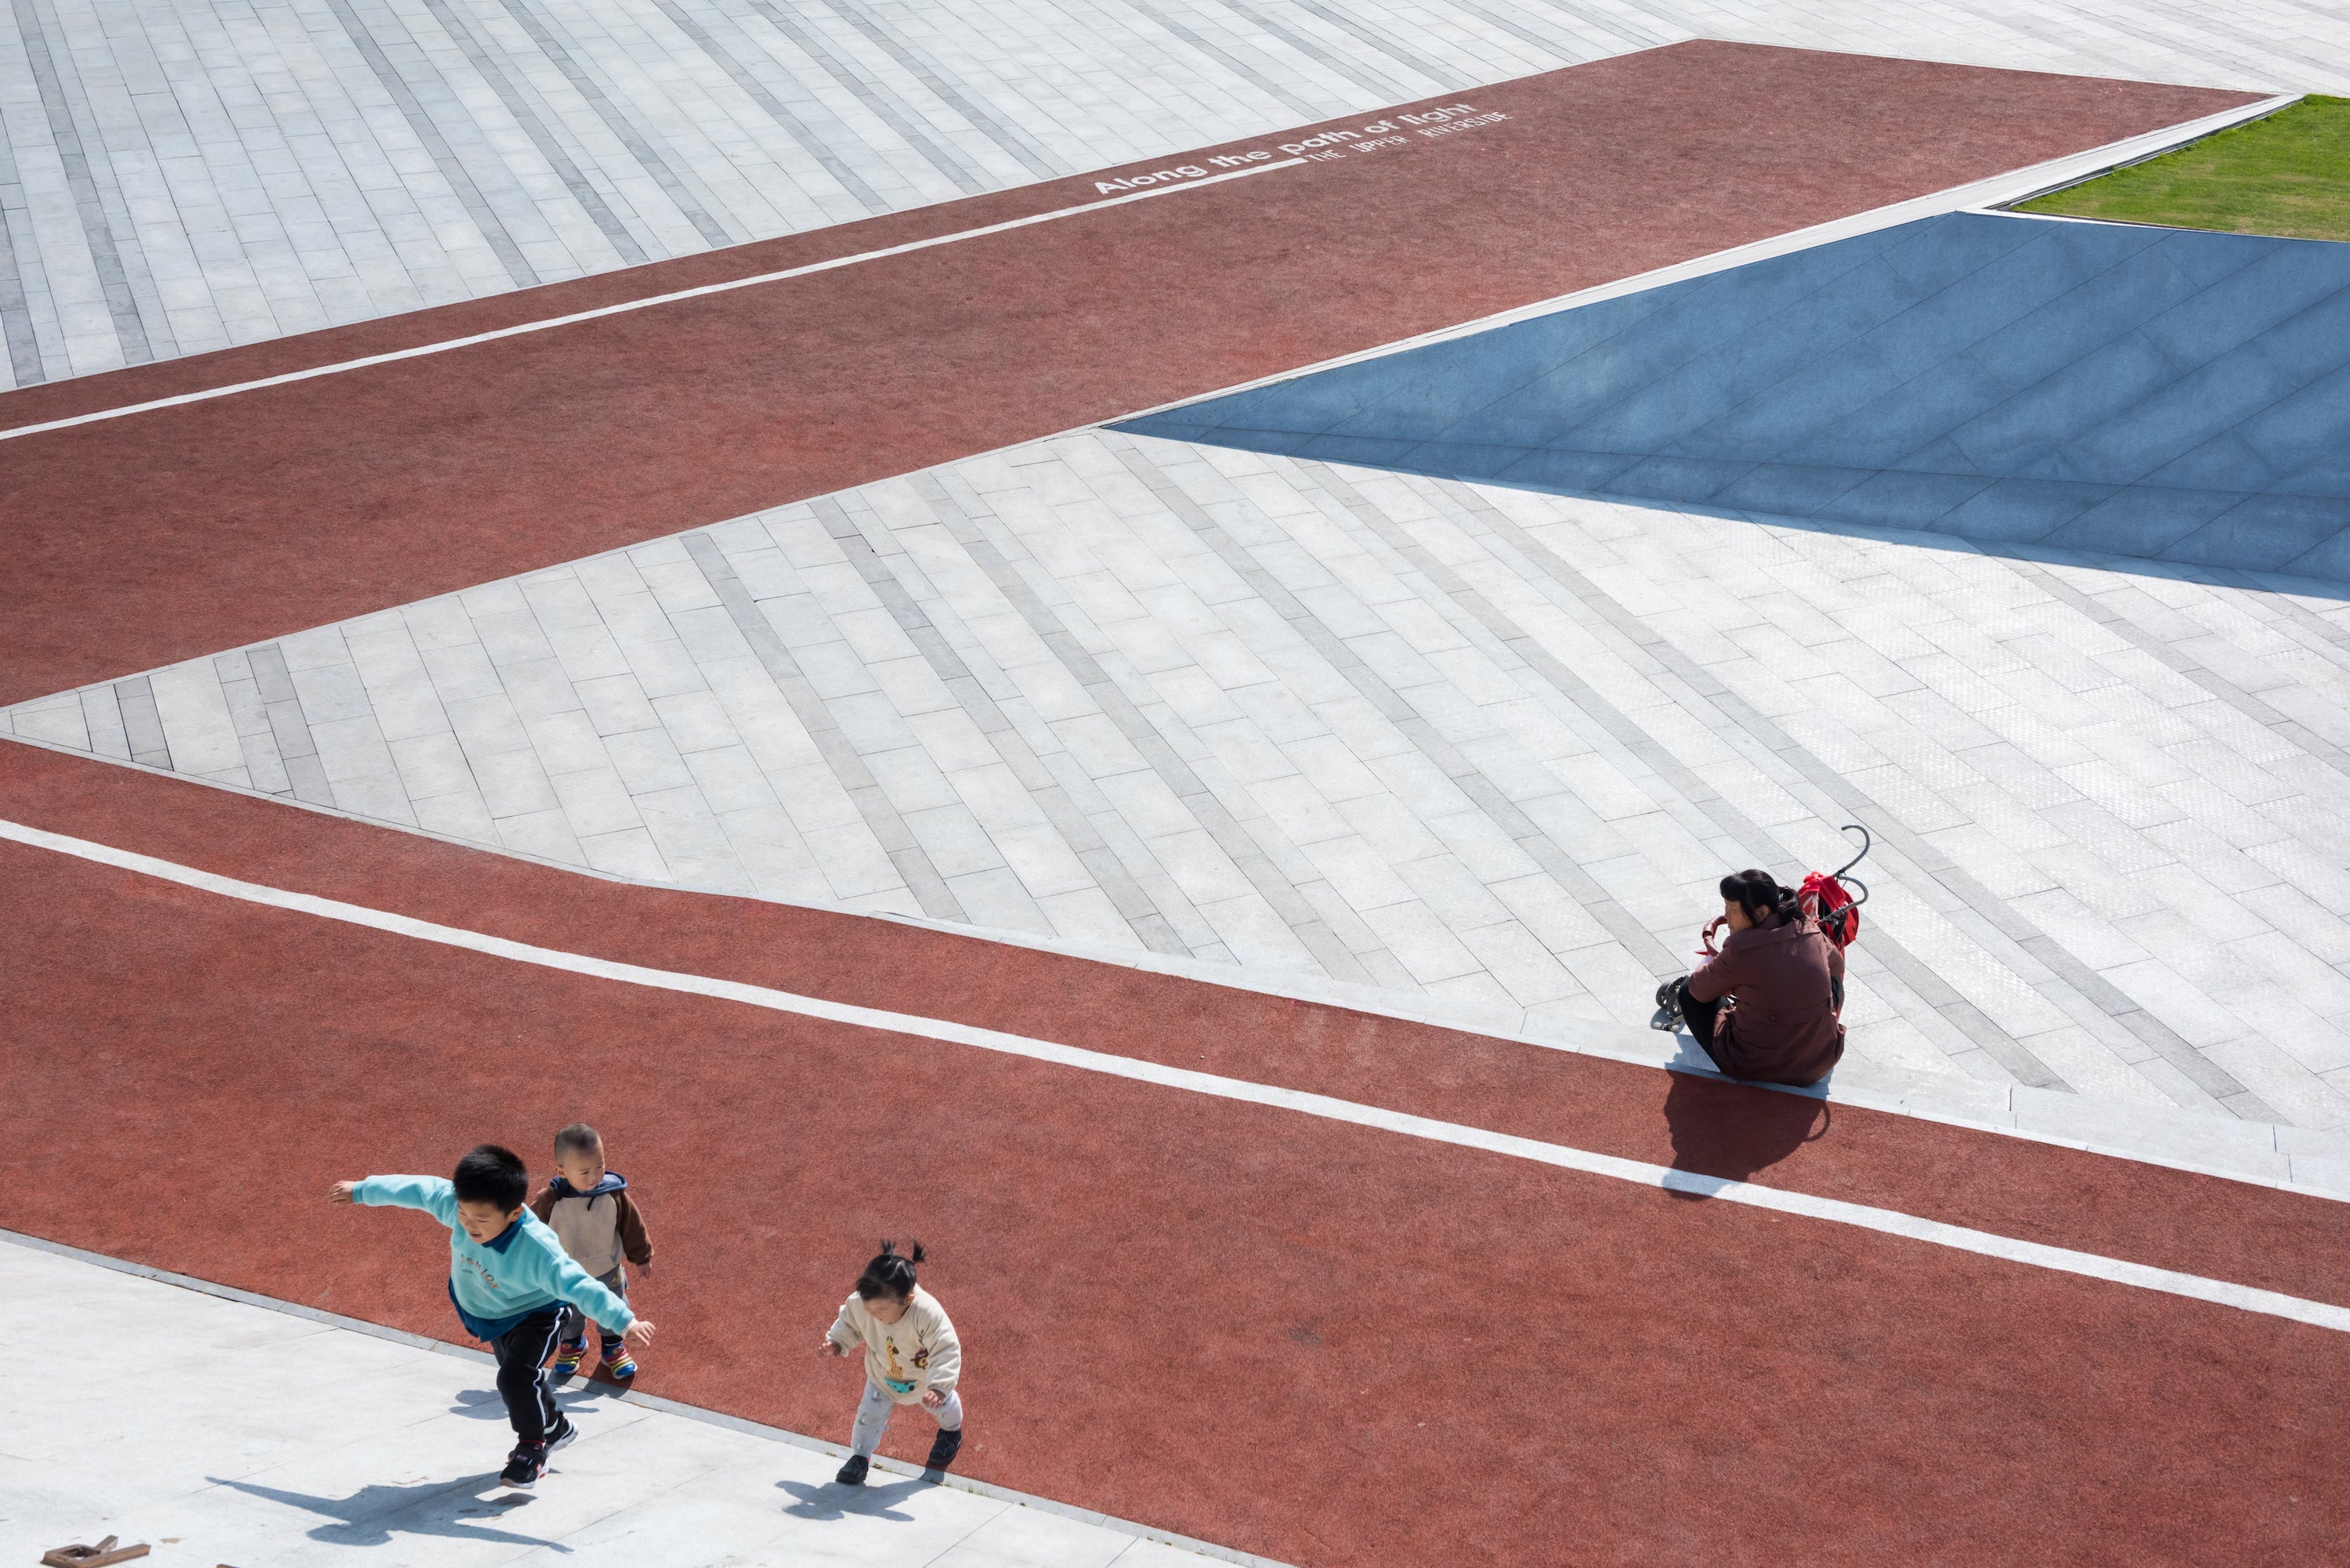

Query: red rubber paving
[5,804,2345,1565]
[0,44,2255,706]
[8,742,2348,1311]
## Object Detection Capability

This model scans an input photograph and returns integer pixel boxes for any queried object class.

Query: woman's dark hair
[452,1143,530,1211]
[855,1239,927,1303]
[1720,869,1798,929]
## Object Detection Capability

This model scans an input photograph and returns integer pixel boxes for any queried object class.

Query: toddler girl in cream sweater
[819,1240,962,1485]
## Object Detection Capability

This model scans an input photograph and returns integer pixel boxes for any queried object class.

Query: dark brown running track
[4,748,2345,1566]
[0,43,2254,706]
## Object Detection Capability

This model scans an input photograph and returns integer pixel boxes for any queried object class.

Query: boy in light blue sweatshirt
[331,1143,658,1487]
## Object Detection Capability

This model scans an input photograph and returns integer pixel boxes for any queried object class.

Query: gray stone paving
[13,430,2349,1134]
[4,0,2350,391]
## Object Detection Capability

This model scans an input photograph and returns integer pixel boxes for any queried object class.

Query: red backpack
[1797,824,1871,949]
[1798,869,1860,950]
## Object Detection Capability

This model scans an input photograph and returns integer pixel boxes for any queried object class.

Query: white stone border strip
[5,812,2345,1333]
[0,1226,1296,1568]
[1979,92,2304,211]
[1108,93,2301,424]
[0,157,1307,445]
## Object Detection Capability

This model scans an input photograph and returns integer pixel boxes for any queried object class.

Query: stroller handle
[1831,822,1872,892]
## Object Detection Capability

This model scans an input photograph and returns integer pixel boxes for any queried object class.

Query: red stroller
[1654,825,1870,1023]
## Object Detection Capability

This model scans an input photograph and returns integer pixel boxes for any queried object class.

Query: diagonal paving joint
[682,532,968,923]
[1292,457,2070,1091]
[1443,487,2273,1120]
[1110,439,1691,982]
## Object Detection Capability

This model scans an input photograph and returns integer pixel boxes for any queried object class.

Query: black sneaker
[834,1454,870,1487]
[922,1427,962,1476]
[501,1440,549,1488]
[499,1417,576,1488]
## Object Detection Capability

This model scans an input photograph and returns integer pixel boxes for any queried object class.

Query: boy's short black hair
[452,1144,530,1212]
[554,1122,602,1158]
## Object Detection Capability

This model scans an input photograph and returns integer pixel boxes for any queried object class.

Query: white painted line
[1111,94,2299,426]
[0,1227,1296,1568]
[7,724,2341,1204]
[0,158,1308,445]
[6,813,2345,1335]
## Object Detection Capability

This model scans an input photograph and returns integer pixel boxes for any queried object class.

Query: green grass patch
[2018,96,2350,243]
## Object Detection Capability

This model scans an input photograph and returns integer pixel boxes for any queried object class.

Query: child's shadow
[208,1472,562,1551]
[779,1476,927,1522]
[449,1389,508,1420]
[449,1383,620,1422]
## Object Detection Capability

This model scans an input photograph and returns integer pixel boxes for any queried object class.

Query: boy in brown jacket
[530,1122,654,1383]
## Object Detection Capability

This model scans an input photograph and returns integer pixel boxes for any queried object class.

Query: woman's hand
[1699,915,1728,956]
[327,1180,360,1204]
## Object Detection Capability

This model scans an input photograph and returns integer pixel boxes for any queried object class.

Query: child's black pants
[492,1306,567,1443]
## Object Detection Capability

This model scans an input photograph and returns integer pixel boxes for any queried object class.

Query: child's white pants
[851,1378,962,1457]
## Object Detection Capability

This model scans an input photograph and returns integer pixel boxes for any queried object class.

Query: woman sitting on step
[1670,869,1846,1087]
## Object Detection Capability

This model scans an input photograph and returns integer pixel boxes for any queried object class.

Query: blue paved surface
[1119,212,2350,582]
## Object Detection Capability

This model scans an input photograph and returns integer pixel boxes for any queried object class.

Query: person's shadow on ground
[207,1473,564,1550]
[449,1382,622,1422]
[1660,1070,1829,1200]
[778,1475,927,1522]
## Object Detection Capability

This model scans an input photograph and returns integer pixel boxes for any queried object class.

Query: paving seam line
[0,1227,1296,1568]
[5,813,2345,1331]
[0,157,1309,443]
[2,727,2336,1198]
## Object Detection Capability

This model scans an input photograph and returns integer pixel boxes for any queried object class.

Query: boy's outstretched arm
[537,1244,656,1349]
[327,1175,460,1223]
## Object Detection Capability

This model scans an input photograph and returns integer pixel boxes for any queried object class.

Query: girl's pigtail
[855,1238,927,1302]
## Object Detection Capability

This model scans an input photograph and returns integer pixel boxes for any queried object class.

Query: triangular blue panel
[1116,212,2350,581]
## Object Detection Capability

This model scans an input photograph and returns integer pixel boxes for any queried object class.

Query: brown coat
[528,1178,653,1277]
[1684,917,1846,1086]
